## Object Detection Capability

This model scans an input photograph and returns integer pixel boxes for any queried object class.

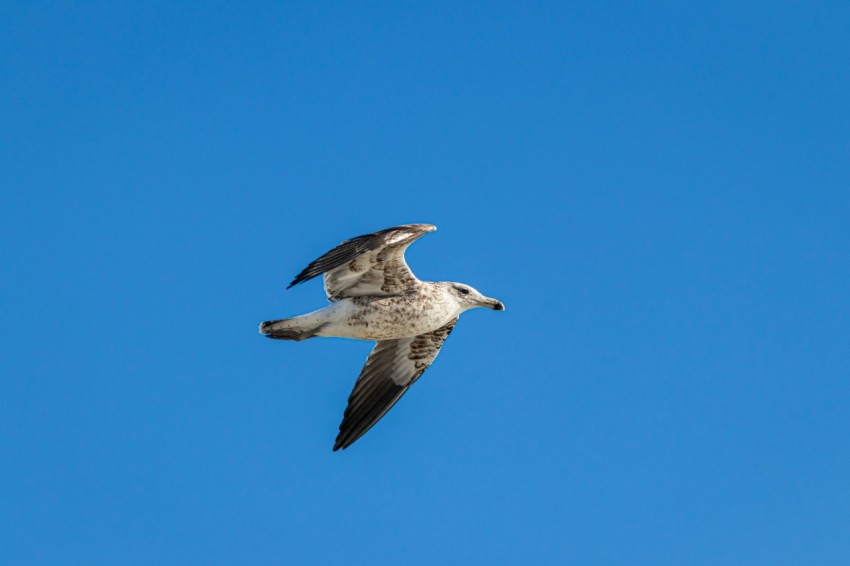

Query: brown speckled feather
[287,224,435,301]
[333,317,458,451]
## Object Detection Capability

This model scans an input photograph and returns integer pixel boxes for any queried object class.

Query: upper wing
[287,224,436,301]
[333,317,459,451]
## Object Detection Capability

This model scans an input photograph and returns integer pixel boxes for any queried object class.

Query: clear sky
[2,2,849,564]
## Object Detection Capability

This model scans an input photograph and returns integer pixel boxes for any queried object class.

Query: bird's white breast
[316,285,459,340]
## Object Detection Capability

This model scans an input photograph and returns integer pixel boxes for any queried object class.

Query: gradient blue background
[3,2,849,564]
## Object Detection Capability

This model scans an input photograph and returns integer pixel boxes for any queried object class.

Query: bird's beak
[482,297,505,311]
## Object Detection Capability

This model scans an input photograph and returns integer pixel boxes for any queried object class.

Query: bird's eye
[459,288,470,295]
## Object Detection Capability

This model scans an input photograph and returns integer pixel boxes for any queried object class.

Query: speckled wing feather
[333,317,458,451]
[287,224,436,300]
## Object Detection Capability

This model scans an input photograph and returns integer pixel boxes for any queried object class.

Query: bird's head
[446,282,505,312]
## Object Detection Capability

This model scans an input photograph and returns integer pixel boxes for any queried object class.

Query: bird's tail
[258,317,324,341]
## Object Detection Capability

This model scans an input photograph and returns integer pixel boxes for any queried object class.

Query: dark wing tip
[332,369,412,451]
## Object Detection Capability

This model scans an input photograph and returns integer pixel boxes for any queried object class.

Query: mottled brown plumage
[259,224,504,451]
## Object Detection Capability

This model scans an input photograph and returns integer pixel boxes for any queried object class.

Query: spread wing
[333,317,459,451]
[287,224,436,301]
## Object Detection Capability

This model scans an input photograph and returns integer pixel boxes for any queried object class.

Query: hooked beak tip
[491,300,505,311]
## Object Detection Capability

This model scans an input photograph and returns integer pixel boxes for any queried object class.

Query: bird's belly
[318,297,457,340]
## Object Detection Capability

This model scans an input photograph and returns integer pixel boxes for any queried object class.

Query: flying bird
[259,223,504,451]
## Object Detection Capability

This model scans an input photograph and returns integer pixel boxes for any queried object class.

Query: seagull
[259,223,504,451]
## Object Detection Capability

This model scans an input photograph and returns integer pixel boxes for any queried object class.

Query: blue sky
[2,2,849,564]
